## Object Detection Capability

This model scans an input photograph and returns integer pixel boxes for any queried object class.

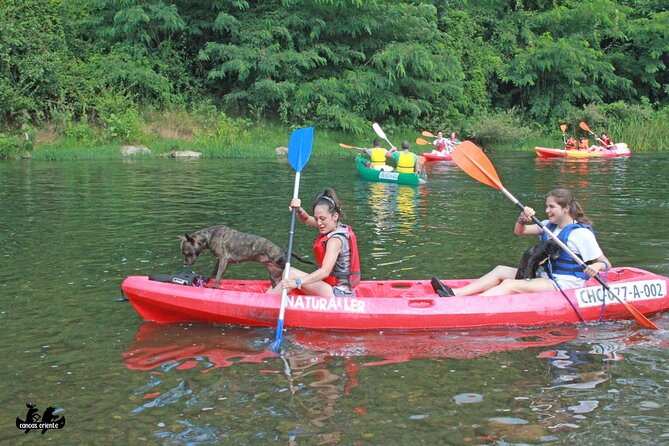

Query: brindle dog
[515,239,561,279]
[180,225,313,287]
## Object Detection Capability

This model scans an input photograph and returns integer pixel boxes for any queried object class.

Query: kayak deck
[535,146,631,158]
[355,155,427,185]
[122,267,669,330]
[421,152,453,162]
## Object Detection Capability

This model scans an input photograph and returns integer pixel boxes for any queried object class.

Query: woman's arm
[514,207,543,236]
[290,198,317,228]
[584,255,611,277]
[289,237,342,288]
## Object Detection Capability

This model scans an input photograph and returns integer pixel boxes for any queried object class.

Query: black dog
[515,239,561,279]
[180,225,313,287]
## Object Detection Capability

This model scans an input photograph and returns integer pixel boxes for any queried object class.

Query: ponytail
[312,187,344,219]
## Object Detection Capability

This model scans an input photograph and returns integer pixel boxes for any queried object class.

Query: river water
[1,152,669,445]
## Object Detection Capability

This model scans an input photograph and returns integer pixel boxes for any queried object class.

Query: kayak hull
[122,267,669,330]
[535,145,631,158]
[421,152,453,162]
[355,155,427,185]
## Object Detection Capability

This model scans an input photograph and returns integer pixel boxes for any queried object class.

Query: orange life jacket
[313,225,361,288]
[578,139,589,150]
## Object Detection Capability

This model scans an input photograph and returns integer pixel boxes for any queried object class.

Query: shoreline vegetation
[2,1,668,160]
[3,105,668,161]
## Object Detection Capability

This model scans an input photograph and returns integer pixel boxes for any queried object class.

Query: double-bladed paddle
[415,137,431,146]
[272,127,314,352]
[422,130,436,138]
[452,141,659,330]
[560,124,568,145]
[373,123,396,149]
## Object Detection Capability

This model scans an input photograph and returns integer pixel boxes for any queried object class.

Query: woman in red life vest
[268,188,361,297]
[431,131,448,154]
[599,133,613,148]
[565,136,576,150]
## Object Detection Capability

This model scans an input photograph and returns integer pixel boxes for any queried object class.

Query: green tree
[0,0,70,125]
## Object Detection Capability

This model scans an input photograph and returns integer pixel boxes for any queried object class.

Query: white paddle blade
[372,122,387,140]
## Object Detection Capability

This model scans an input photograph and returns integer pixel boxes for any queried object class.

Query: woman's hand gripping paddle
[373,123,396,149]
[272,127,314,352]
[451,141,659,330]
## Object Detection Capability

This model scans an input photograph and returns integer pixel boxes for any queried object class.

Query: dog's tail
[291,251,315,265]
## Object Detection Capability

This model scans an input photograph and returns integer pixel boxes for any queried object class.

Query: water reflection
[122,323,584,444]
[361,182,424,275]
[120,323,667,444]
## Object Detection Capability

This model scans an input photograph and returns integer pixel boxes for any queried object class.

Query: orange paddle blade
[560,124,567,132]
[418,155,426,164]
[579,121,591,133]
[338,143,360,149]
[620,300,660,329]
[421,130,435,138]
[452,141,504,191]
[415,137,430,146]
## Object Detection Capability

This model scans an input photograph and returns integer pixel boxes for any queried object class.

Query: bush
[0,132,32,159]
[470,109,534,146]
[94,90,142,142]
[195,112,252,150]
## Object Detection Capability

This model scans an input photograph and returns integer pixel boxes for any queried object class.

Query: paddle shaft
[274,172,301,348]
[339,143,364,151]
[502,187,658,328]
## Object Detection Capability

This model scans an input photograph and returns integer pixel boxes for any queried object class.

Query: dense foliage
[1,0,667,152]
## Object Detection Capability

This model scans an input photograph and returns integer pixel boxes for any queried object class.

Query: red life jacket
[435,138,447,151]
[313,224,361,288]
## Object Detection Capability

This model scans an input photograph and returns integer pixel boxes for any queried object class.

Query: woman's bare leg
[452,266,517,296]
[479,277,555,296]
[266,267,334,296]
[266,267,305,293]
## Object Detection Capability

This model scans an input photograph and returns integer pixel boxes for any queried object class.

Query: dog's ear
[181,233,196,244]
[545,240,560,259]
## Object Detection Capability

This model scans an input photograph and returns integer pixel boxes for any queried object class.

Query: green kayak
[355,156,427,186]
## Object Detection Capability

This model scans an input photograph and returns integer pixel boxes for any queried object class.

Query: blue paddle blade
[288,127,314,172]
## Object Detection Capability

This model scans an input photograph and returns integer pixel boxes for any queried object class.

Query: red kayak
[535,144,631,159]
[421,152,453,162]
[122,267,668,330]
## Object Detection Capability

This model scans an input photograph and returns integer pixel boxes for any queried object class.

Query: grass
[5,107,667,161]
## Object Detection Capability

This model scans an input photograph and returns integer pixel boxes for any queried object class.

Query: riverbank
[2,107,666,161]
